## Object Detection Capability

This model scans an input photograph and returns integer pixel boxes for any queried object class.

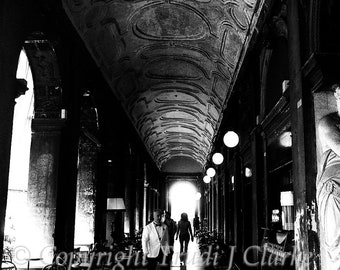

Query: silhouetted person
[193,214,200,236]
[175,213,193,256]
[163,211,177,263]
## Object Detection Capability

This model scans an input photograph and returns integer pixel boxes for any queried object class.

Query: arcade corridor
[1,0,340,269]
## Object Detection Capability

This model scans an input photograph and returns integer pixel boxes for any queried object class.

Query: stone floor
[15,237,238,270]
[170,238,205,270]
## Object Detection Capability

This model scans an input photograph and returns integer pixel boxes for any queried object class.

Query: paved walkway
[170,238,205,270]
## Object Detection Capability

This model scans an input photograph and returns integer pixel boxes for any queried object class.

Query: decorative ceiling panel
[62,0,264,171]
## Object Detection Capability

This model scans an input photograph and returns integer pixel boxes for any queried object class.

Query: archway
[3,35,65,267]
[4,49,35,261]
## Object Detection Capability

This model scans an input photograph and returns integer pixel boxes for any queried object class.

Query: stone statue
[317,83,340,269]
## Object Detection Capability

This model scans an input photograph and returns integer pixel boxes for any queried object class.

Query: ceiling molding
[62,0,265,171]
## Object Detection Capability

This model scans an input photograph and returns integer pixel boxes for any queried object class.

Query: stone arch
[0,1,66,261]
[23,33,63,120]
[9,33,66,260]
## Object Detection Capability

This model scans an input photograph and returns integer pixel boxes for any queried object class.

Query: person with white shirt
[142,209,170,270]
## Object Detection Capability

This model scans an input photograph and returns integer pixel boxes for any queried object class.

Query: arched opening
[4,49,35,261]
[169,181,197,224]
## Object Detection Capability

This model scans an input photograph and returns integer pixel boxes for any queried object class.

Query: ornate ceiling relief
[62,0,263,172]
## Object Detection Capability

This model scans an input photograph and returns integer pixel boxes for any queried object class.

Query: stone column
[53,39,82,253]
[211,180,215,230]
[124,145,135,237]
[209,184,212,230]
[135,177,143,232]
[94,153,107,245]
[74,134,100,245]
[287,0,311,267]
[27,119,64,255]
[143,163,148,226]
[148,187,153,219]
[104,157,119,245]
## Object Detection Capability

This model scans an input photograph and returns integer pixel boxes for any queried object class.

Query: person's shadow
[180,253,187,268]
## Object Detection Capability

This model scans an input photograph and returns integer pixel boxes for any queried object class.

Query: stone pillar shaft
[75,135,99,245]
[28,119,64,254]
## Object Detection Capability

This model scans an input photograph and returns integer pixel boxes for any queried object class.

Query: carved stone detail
[24,41,63,120]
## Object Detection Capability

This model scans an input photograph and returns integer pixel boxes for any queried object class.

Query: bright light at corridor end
[203,175,211,183]
[223,131,239,148]
[212,152,224,165]
[169,182,197,223]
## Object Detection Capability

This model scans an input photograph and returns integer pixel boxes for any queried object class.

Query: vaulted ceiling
[62,0,264,172]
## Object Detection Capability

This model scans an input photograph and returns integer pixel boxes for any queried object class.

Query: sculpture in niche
[317,84,340,269]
